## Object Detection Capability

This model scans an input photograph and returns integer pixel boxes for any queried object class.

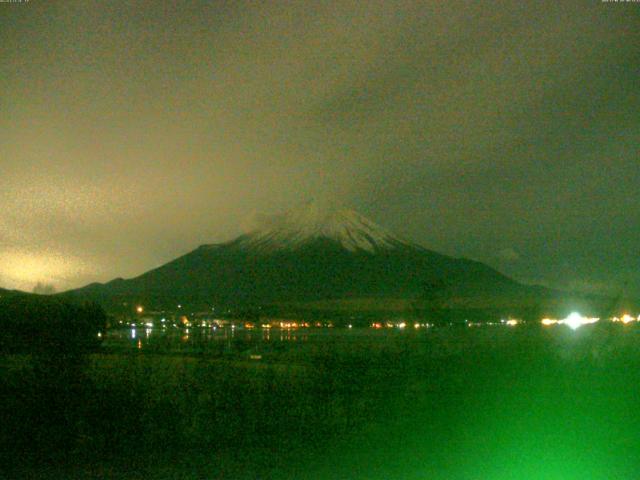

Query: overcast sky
[1,0,639,295]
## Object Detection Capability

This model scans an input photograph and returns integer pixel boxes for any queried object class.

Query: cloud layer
[1,0,638,294]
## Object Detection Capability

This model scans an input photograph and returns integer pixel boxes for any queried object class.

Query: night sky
[1,1,639,295]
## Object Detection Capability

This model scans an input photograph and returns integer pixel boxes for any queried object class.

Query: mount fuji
[62,202,579,319]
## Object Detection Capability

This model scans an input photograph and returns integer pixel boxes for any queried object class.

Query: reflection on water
[105,324,412,354]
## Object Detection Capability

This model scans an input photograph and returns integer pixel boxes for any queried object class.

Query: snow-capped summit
[239,201,409,252]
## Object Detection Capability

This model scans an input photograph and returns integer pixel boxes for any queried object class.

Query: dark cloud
[1,0,638,294]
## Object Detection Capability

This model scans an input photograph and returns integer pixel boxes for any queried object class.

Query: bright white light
[397,322,406,329]
[506,319,519,327]
[541,318,558,326]
[560,312,599,330]
[563,313,583,330]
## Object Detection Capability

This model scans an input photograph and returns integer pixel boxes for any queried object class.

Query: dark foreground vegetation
[0,294,106,355]
[2,306,640,479]
[0,294,108,477]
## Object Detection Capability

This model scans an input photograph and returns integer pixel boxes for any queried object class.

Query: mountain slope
[0,287,29,299]
[62,202,577,316]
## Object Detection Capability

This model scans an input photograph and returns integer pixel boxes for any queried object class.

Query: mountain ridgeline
[61,203,609,320]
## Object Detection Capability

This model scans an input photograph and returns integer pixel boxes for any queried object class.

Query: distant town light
[505,319,519,327]
[136,306,144,314]
[621,314,635,324]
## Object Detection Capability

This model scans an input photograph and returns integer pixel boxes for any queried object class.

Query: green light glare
[306,328,640,480]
